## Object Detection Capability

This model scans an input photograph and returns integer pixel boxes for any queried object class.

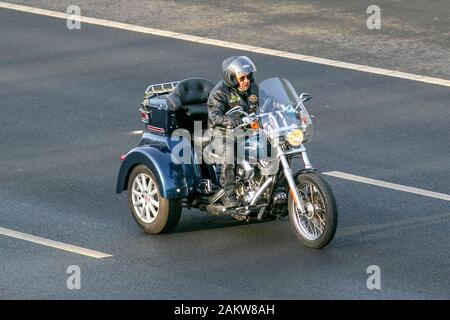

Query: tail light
[140,110,149,122]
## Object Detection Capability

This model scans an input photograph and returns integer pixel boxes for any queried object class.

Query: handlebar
[226,114,258,130]
[225,106,250,118]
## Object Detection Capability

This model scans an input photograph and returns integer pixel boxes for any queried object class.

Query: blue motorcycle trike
[116,77,337,249]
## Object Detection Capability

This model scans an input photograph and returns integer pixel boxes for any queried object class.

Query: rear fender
[116,146,189,199]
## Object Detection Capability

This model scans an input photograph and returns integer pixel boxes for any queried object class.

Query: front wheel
[127,165,182,234]
[288,172,338,249]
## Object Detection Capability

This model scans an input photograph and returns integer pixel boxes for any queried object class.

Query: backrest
[164,78,214,133]
[166,78,214,111]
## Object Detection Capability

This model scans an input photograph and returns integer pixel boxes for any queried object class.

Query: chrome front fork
[278,148,306,215]
[301,150,313,169]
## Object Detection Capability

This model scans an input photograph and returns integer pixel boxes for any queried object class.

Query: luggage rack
[144,81,179,99]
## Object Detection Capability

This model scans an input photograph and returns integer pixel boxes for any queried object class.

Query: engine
[233,131,279,206]
[235,160,263,205]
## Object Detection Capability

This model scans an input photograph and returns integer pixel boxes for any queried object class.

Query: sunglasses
[237,74,251,82]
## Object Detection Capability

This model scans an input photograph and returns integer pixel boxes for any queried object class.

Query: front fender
[272,168,317,194]
[294,168,317,178]
[116,146,188,199]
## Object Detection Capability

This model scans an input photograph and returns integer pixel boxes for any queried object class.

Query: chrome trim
[240,204,267,217]
[257,206,266,221]
[272,191,287,204]
[209,189,225,204]
[199,179,212,194]
[277,146,306,156]
[238,160,254,180]
[301,151,313,169]
[278,150,305,214]
[144,81,179,98]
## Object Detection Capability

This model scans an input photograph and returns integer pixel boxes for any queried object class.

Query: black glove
[225,114,242,129]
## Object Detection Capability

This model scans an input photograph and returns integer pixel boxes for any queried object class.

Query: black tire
[127,165,182,234]
[287,172,337,249]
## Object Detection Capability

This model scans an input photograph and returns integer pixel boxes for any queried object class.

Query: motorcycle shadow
[171,208,277,234]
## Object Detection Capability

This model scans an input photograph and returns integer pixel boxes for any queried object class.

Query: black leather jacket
[207,80,259,129]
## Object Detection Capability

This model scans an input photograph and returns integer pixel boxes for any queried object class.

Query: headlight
[286,129,304,146]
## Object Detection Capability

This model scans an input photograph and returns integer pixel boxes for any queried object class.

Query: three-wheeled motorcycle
[116,77,337,249]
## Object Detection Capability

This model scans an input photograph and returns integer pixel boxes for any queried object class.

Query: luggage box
[139,81,180,135]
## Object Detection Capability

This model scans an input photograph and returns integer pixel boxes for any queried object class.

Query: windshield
[258,77,313,141]
[259,77,300,112]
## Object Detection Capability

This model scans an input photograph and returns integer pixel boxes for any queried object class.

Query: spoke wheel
[288,172,337,249]
[293,183,326,241]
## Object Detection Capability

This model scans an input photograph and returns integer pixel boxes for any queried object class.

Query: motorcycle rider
[207,56,259,209]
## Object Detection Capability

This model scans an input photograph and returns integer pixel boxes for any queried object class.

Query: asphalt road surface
[0,8,449,299]
[7,0,450,79]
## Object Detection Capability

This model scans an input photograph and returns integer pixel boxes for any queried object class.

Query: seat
[166,78,213,113]
[183,103,208,117]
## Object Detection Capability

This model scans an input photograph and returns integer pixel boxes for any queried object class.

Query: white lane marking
[0,227,113,259]
[323,171,450,201]
[1,2,450,88]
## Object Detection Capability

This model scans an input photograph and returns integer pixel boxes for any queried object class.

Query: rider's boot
[220,164,238,209]
[223,185,238,209]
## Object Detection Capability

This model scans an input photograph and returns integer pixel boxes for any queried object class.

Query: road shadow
[171,208,278,234]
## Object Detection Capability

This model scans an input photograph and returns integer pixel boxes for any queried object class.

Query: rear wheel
[288,172,337,249]
[127,165,182,234]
